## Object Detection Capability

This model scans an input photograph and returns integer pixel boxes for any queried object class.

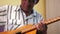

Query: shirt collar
[17,6,36,17]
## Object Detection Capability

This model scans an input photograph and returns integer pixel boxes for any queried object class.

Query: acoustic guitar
[0,16,60,34]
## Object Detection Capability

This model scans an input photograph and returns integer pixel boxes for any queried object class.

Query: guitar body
[0,24,37,34]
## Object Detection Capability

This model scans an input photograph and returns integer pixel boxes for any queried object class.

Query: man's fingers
[40,20,45,24]
[35,23,43,30]
[35,22,47,31]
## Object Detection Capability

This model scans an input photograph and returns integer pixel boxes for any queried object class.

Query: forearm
[36,30,47,34]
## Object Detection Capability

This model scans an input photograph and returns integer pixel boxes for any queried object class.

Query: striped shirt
[0,5,43,31]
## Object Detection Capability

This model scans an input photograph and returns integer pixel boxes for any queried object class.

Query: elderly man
[0,0,47,34]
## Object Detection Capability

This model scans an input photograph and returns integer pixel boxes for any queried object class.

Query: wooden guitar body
[0,24,36,34]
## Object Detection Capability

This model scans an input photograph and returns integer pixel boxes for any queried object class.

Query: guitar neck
[21,16,60,34]
[44,16,60,25]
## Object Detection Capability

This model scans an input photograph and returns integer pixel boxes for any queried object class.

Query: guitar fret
[45,16,60,25]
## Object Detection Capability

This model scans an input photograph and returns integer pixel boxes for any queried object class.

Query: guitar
[0,16,60,34]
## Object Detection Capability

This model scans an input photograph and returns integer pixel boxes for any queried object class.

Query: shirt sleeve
[36,12,44,23]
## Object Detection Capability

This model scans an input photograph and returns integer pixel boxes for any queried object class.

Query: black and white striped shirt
[0,5,43,31]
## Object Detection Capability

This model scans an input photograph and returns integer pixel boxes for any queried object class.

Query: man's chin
[24,9,32,11]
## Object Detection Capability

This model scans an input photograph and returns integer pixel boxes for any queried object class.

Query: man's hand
[35,21,47,32]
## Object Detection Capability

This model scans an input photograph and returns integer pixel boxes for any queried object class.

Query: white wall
[46,0,60,34]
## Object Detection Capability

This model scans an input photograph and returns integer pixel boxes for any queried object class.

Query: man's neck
[21,7,33,16]
[23,10,33,16]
